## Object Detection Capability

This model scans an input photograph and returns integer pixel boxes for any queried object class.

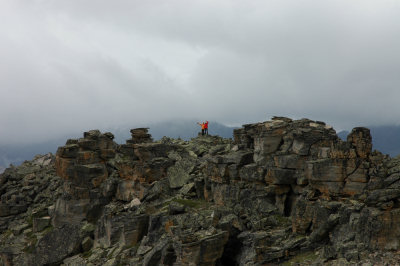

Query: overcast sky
[1,0,400,145]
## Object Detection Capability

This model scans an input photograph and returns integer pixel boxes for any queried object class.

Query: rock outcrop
[3,117,400,265]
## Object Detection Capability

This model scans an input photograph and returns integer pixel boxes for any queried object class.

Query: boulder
[174,230,229,266]
[168,158,196,189]
[95,213,149,248]
[29,224,81,265]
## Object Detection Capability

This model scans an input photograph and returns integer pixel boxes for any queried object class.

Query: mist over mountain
[0,120,236,169]
[0,137,76,170]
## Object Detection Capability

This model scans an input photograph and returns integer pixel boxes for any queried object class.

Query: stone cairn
[127,128,153,144]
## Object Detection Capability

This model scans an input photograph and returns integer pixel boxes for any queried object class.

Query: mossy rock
[282,251,319,265]
[167,158,196,189]
[272,214,292,227]
[172,198,208,209]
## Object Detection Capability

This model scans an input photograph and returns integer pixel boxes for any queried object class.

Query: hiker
[197,122,205,135]
[204,121,209,135]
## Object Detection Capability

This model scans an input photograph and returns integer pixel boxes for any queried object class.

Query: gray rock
[169,201,186,215]
[137,245,153,256]
[30,224,81,265]
[116,180,138,202]
[95,213,149,248]
[11,223,29,235]
[239,164,265,182]
[322,245,337,261]
[266,168,297,185]
[168,158,196,188]
[82,236,93,252]
[63,255,87,266]
[32,216,50,232]
[222,151,254,166]
[366,189,400,205]
[178,183,195,196]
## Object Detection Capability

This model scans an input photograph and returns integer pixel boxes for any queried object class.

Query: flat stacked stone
[127,128,153,144]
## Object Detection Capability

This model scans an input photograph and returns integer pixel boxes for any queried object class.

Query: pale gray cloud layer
[1,0,400,144]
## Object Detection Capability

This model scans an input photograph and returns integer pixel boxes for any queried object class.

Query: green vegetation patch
[82,249,93,258]
[26,215,33,227]
[282,251,319,265]
[172,198,208,209]
[22,244,36,254]
[144,205,159,215]
[273,214,292,227]
[23,234,38,254]
[42,225,54,235]
[2,229,13,239]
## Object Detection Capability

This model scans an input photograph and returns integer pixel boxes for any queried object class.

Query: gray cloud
[1,0,400,145]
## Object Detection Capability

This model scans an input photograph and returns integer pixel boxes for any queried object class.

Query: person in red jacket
[204,121,209,135]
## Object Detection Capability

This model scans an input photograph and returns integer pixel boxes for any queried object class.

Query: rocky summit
[3,117,400,265]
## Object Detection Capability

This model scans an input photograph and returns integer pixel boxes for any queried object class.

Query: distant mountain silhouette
[0,137,74,169]
[337,130,350,141]
[338,125,400,157]
[0,120,237,168]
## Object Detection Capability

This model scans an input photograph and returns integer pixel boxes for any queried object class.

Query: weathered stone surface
[366,189,400,206]
[306,159,346,182]
[74,164,108,187]
[0,203,27,217]
[63,255,87,266]
[56,144,79,158]
[222,150,254,166]
[168,157,196,188]
[239,163,265,182]
[95,212,149,248]
[174,230,229,266]
[347,127,372,159]
[4,117,400,265]
[274,154,303,169]
[129,128,153,143]
[254,135,282,156]
[116,180,143,201]
[309,214,340,243]
[29,224,81,265]
[82,236,94,252]
[266,168,297,185]
[0,204,10,217]
[32,216,50,232]
[169,201,186,215]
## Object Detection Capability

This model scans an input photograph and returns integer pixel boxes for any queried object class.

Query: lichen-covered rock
[4,119,400,265]
[29,224,81,266]
[167,157,196,188]
[174,229,229,266]
[95,211,149,248]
